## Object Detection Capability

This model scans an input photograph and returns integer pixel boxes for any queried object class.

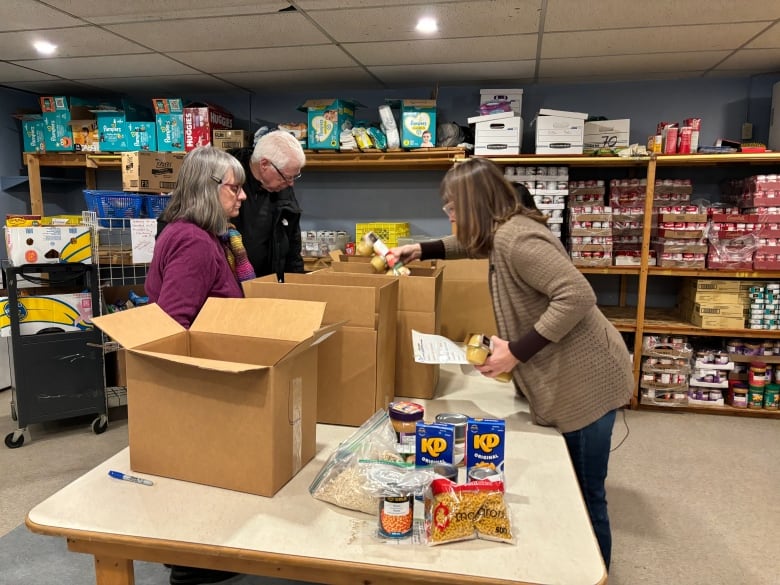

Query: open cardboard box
[438,259,497,340]
[92,297,340,497]
[328,255,444,399]
[243,272,397,426]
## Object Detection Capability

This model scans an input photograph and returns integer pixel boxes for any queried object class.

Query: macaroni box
[387,99,437,148]
[465,418,505,476]
[5,225,92,265]
[183,102,234,151]
[0,293,94,337]
[299,98,362,150]
[415,421,455,466]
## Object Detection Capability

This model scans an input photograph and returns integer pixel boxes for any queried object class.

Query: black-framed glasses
[211,175,244,195]
[269,160,302,184]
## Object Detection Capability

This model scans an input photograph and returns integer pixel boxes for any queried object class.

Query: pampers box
[387,99,437,148]
[299,99,362,150]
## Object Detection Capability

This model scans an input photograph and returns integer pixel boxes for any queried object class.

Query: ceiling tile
[0,62,59,82]
[369,61,536,85]
[80,74,241,94]
[0,27,150,60]
[0,1,84,31]
[310,0,539,43]
[545,0,780,30]
[296,0,455,7]
[105,13,329,52]
[713,49,780,71]
[540,52,731,78]
[346,35,537,66]
[42,0,288,24]
[11,54,200,79]
[745,22,780,49]
[168,45,358,73]
[218,68,384,92]
[543,24,767,58]
[539,71,707,85]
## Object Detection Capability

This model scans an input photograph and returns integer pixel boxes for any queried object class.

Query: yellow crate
[355,222,411,248]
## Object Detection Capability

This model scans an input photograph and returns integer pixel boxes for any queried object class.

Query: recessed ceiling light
[33,41,57,55]
[416,17,438,34]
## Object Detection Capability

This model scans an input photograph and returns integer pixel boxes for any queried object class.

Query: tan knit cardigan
[442,216,634,433]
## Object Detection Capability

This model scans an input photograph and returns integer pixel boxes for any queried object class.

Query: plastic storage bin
[83,190,143,228]
[144,195,171,219]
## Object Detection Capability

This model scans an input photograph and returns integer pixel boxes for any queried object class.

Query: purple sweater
[145,220,243,328]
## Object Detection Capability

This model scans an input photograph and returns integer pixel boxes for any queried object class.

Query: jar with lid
[388,401,424,462]
[434,412,468,465]
[748,362,767,388]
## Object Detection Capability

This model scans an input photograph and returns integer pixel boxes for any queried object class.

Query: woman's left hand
[474,336,519,378]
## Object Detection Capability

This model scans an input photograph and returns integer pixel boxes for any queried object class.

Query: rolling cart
[3,262,107,448]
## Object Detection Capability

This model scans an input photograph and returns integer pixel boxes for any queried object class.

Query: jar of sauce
[388,401,424,462]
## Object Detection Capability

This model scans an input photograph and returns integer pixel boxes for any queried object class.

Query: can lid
[432,463,458,482]
[434,412,468,439]
[468,466,501,481]
[388,401,424,421]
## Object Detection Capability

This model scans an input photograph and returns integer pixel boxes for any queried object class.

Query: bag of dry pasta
[309,409,402,515]
[425,478,514,545]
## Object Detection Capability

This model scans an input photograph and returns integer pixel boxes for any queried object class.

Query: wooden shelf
[477,154,651,167]
[580,266,641,275]
[655,152,780,166]
[639,403,780,418]
[648,267,780,278]
[24,152,122,169]
[640,308,780,338]
[304,148,467,171]
[599,306,638,332]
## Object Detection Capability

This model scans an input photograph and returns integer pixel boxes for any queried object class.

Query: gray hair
[160,146,245,235]
[250,129,306,169]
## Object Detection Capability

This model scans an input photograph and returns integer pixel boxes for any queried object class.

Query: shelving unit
[19,150,780,418]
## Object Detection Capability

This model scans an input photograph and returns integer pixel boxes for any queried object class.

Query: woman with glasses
[391,157,633,572]
[146,146,255,335]
[229,129,306,282]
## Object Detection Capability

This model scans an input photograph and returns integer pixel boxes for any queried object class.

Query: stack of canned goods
[747,283,780,330]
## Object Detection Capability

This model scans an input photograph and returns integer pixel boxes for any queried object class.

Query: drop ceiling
[0,0,778,96]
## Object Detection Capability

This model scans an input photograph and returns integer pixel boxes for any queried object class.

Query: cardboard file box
[468,112,523,156]
[535,109,587,155]
[328,257,444,399]
[584,119,630,153]
[92,298,339,497]
[243,272,397,426]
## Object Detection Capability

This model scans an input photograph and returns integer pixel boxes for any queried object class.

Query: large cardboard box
[535,109,587,155]
[329,256,444,399]
[212,129,250,150]
[480,88,524,116]
[439,259,497,341]
[0,292,94,337]
[92,298,338,497]
[387,99,437,148]
[468,111,523,156]
[152,97,184,152]
[243,272,397,426]
[583,119,630,153]
[299,98,362,150]
[183,102,234,151]
[121,151,185,193]
[5,225,92,265]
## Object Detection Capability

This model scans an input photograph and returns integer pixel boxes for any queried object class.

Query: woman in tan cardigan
[392,158,633,570]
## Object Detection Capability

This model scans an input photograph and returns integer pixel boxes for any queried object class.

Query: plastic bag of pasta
[309,409,402,515]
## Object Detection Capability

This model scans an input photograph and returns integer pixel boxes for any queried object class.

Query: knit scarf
[220,223,256,284]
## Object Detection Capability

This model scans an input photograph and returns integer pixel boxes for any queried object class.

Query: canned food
[468,466,501,482]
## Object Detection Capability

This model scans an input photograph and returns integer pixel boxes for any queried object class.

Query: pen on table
[108,470,154,486]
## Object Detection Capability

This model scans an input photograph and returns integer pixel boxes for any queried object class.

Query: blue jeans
[562,409,616,570]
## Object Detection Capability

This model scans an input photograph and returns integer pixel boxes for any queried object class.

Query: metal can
[468,466,501,482]
[434,413,468,465]
[378,495,414,538]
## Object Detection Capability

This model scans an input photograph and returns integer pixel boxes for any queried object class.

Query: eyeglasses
[442,202,456,217]
[269,160,302,184]
[211,175,244,195]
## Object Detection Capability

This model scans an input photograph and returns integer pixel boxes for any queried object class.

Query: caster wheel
[5,431,24,449]
[92,415,108,435]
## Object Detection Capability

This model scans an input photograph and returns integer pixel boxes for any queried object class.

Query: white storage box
[584,119,630,153]
[468,112,522,156]
[535,109,587,155]
[480,89,523,116]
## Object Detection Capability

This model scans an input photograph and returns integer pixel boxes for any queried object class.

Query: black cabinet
[3,263,107,448]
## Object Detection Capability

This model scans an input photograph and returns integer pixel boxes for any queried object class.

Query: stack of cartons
[568,206,612,267]
[678,278,757,329]
[243,272,398,427]
[652,211,708,269]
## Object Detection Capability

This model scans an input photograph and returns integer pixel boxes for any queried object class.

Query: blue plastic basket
[144,195,171,219]
[83,190,143,228]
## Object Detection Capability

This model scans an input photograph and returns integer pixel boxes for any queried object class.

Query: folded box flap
[191,297,326,341]
[134,350,268,373]
[277,320,346,364]
[92,303,184,349]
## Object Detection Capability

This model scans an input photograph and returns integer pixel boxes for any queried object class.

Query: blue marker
[108,470,154,486]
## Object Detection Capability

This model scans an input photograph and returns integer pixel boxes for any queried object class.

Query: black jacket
[228,147,304,280]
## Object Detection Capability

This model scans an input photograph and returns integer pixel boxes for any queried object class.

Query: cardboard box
[535,111,586,155]
[212,129,250,150]
[387,99,437,148]
[183,102,233,151]
[329,256,444,399]
[92,298,338,497]
[480,88,524,116]
[152,98,184,152]
[126,121,157,151]
[101,284,149,388]
[5,225,92,265]
[469,112,523,156]
[121,151,185,193]
[243,272,398,426]
[583,119,630,153]
[0,292,94,337]
[438,259,497,341]
[20,116,45,153]
[299,98,362,150]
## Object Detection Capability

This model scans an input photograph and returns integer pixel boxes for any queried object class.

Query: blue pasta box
[386,99,437,149]
[415,421,455,466]
[298,98,363,150]
[465,418,505,477]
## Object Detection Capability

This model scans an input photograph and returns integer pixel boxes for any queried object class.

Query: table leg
[94,555,135,585]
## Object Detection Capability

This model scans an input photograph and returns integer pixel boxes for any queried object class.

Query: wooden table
[26,365,606,585]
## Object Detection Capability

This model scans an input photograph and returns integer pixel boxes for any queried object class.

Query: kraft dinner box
[92,297,340,497]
